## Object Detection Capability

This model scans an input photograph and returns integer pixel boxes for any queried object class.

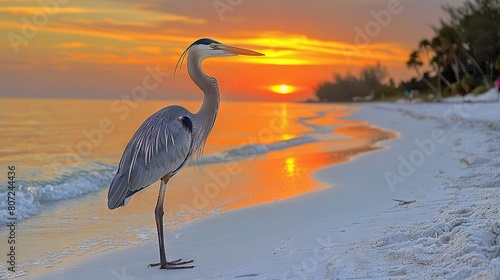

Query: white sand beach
[35,101,500,280]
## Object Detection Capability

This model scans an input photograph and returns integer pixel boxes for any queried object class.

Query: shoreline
[8,102,393,279]
[32,102,500,279]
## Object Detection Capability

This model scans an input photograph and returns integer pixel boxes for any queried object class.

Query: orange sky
[0,0,465,101]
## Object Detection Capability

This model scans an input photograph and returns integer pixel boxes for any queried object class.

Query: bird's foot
[148,258,195,269]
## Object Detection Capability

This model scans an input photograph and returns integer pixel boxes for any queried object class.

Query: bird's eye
[209,43,217,49]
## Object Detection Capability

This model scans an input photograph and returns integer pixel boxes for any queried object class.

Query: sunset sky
[0,0,465,101]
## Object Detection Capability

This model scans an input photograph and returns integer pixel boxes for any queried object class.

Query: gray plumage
[107,107,195,209]
[106,38,263,269]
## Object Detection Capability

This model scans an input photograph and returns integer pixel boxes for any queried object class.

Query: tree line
[315,0,500,102]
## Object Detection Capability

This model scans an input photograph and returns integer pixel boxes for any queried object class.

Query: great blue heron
[107,38,264,269]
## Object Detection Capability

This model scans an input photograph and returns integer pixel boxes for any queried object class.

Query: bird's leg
[148,173,195,269]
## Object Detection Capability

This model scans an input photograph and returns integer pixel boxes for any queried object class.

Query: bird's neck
[197,86,219,135]
[187,51,220,157]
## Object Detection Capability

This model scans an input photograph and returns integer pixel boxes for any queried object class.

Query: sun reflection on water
[285,157,297,178]
[277,103,295,141]
[279,103,289,129]
[282,133,294,141]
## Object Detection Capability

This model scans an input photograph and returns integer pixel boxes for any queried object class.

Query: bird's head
[175,38,264,75]
[190,38,264,58]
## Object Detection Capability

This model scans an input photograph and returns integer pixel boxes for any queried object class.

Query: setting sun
[271,84,296,95]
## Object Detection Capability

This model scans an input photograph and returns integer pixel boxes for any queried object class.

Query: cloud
[60,41,86,48]
[0,6,88,16]
[229,33,409,66]
[133,46,163,55]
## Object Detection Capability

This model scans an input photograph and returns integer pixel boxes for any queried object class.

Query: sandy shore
[34,102,500,279]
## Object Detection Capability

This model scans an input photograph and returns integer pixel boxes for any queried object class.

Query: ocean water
[0,98,393,277]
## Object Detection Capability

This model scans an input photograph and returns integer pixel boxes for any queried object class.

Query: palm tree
[419,39,452,100]
[407,50,438,93]
[437,25,467,83]
[420,39,452,86]
[443,0,498,87]
[428,38,452,84]
[407,50,423,76]
[438,25,490,88]
[459,47,490,87]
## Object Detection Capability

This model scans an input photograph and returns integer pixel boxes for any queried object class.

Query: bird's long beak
[220,44,264,56]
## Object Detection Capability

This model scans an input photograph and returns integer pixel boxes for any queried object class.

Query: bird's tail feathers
[107,174,131,210]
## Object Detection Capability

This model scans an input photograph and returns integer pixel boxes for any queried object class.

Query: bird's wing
[108,106,193,209]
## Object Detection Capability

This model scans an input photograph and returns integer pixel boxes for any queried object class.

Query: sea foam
[197,136,317,165]
[0,164,115,223]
